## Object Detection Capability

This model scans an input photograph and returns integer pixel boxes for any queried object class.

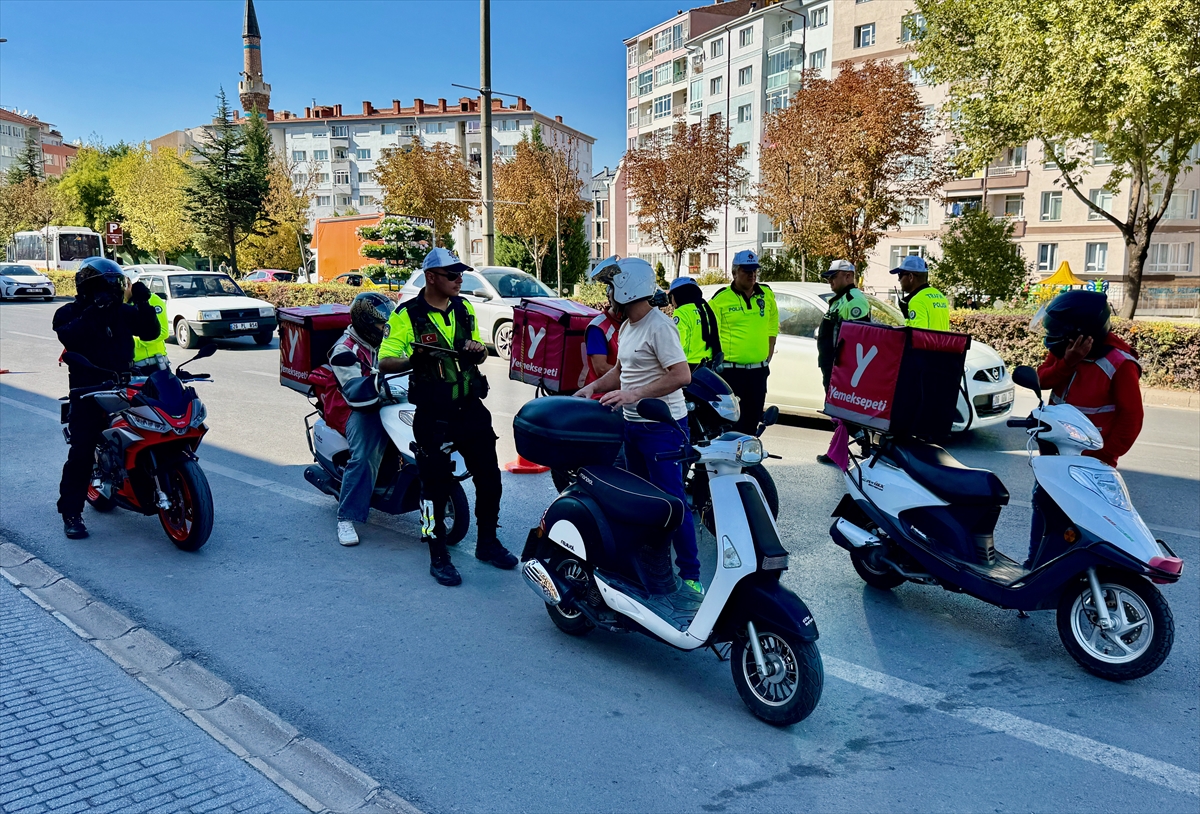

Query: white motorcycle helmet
[609,258,657,305]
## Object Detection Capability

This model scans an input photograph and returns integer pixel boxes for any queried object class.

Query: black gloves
[130,281,152,304]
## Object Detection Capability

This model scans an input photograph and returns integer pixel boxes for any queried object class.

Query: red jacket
[584,311,620,385]
[1037,333,1142,467]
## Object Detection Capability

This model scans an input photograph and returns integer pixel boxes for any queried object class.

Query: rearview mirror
[193,343,218,360]
[1012,365,1041,397]
[635,398,674,424]
[761,405,779,428]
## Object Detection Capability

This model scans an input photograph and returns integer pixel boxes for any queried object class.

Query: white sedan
[125,265,278,349]
[397,266,555,360]
[0,263,56,301]
[700,281,1015,432]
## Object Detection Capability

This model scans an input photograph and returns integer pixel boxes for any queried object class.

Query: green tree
[7,127,43,185]
[930,208,1030,306]
[241,153,314,272]
[110,145,192,264]
[5,178,69,270]
[183,90,270,274]
[912,0,1200,317]
[356,216,434,282]
[495,234,536,274]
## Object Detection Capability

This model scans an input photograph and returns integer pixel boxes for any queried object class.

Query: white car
[397,265,555,360]
[0,263,56,301]
[700,281,1015,432]
[124,265,277,349]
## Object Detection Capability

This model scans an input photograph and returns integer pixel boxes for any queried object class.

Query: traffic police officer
[891,255,950,331]
[709,250,777,434]
[668,276,722,368]
[121,268,170,373]
[816,259,871,464]
[377,248,516,586]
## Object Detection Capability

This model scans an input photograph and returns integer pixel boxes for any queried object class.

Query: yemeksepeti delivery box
[278,304,351,393]
[824,321,970,439]
[509,298,600,394]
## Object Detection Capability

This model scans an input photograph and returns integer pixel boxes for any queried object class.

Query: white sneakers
[337,520,360,546]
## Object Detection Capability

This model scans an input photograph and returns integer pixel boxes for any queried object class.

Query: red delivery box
[510,298,600,394]
[278,304,351,393]
[825,321,970,439]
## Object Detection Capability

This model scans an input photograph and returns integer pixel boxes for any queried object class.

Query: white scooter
[515,396,823,726]
[830,365,1183,680]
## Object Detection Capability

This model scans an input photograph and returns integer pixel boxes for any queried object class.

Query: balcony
[762,231,783,245]
[767,31,799,51]
[766,68,805,91]
[985,165,1030,188]
[944,177,984,192]
[994,215,1027,237]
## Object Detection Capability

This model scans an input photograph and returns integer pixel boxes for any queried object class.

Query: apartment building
[590,167,617,266]
[0,108,77,178]
[616,0,1199,309]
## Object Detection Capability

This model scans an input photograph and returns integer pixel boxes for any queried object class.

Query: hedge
[238,281,379,308]
[950,310,1200,391]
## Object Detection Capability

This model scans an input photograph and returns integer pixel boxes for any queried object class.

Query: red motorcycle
[61,345,217,551]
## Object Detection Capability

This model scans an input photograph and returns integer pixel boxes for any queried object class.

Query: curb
[1142,387,1200,410]
[0,540,423,814]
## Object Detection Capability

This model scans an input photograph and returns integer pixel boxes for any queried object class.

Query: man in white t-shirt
[575,259,701,599]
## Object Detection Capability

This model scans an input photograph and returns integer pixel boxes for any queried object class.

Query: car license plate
[993,389,1015,408]
[230,321,258,331]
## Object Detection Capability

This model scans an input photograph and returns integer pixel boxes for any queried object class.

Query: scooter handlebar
[1006,417,1038,429]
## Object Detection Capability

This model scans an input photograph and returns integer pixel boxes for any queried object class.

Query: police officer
[121,268,171,373]
[53,257,161,539]
[816,259,871,465]
[377,248,515,586]
[891,255,949,331]
[668,276,722,369]
[709,250,777,435]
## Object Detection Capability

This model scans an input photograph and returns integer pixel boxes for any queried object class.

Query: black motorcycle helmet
[1039,290,1111,358]
[75,257,125,305]
[349,291,396,348]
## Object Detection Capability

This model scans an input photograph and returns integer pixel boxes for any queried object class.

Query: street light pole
[480,0,495,265]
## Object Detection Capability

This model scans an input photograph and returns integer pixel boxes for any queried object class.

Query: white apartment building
[590,166,617,266]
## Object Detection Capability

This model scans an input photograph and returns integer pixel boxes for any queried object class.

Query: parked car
[124,265,278,349]
[700,281,1015,432]
[243,269,297,282]
[397,265,554,360]
[0,263,56,301]
[333,272,378,289]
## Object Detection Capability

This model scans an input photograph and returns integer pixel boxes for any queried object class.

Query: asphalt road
[2,299,1197,813]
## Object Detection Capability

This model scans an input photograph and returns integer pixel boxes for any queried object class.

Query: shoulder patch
[673,316,680,324]
[908,310,917,320]
[154,305,163,314]
[382,323,390,338]
[850,306,864,318]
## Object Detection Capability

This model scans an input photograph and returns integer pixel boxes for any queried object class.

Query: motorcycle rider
[891,255,950,331]
[574,258,702,601]
[816,259,871,465]
[668,276,722,369]
[53,257,161,539]
[709,250,778,435]
[377,248,516,586]
[120,267,171,374]
[329,291,396,547]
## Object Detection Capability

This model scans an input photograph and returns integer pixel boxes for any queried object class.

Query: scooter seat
[886,442,1009,507]
[575,465,685,532]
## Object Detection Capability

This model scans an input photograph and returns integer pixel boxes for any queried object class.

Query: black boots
[63,514,88,539]
[475,535,517,570]
[426,537,462,586]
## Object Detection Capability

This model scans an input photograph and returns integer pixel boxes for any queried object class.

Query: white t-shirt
[617,307,688,421]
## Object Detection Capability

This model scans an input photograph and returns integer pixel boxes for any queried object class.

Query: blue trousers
[623,418,701,583]
[337,410,389,523]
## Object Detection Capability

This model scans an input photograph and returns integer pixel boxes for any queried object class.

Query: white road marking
[823,656,1200,798]
[199,461,329,507]
[6,331,58,342]
[1137,441,1200,453]
[0,395,60,421]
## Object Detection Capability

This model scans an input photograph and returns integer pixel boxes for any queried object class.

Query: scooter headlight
[1058,420,1103,449]
[189,401,207,428]
[1069,466,1131,511]
[736,437,764,466]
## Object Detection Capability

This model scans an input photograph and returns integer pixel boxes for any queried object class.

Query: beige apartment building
[611,0,1199,312]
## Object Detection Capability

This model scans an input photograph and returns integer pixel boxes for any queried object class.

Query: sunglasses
[431,269,463,282]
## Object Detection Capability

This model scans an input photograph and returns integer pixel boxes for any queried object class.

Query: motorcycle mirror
[177,343,217,372]
[1012,366,1042,399]
[61,351,99,371]
[330,351,358,368]
[635,398,674,424]
[757,405,780,435]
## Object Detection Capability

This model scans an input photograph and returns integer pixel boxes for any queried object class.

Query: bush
[950,310,1200,391]
[694,269,730,287]
[572,281,609,309]
[47,271,76,297]
[240,281,385,308]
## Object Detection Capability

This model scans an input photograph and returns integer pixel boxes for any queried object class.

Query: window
[889,245,927,268]
[689,80,703,112]
[629,77,638,99]
[707,252,720,268]
[776,293,825,339]
[628,224,640,242]
[292,150,306,161]
[313,172,329,183]
[292,173,307,185]
[738,66,753,86]
[359,195,377,206]
[496,145,517,159]
[424,122,447,134]
[1088,189,1113,220]
[496,119,520,131]
[472,238,484,255]
[901,199,930,225]
[627,45,638,68]
[653,94,672,119]
[736,178,750,197]
[355,148,371,160]
[710,76,723,95]
[384,124,417,136]
[728,217,745,234]
[628,107,639,128]
[945,196,981,218]
[901,12,926,42]
[331,125,348,137]
[730,103,751,125]
[1146,242,1195,274]
[765,91,787,114]
[1155,190,1198,220]
[337,195,352,207]
[809,49,827,70]
[739,27,753,47]
[1085,242,1108,273]
[312,149,329,161]
[466,120,481,134]
[315,195,331,206]
[334,147,348,159]
[710,40,724,59]
[808,6,828,27]
[854,23,876,48]
[1042,142,1060,170]
[333,170,350,184]
[1092,142,1111,165]
[736,141,750,156]
[358,172,372,183]
[1003,194,1024,217]
[655,63,671,87]
[1037,243,1059,273]
[1040,191,1062,221]
[638,70,653,96]
[905,63,927,87]
[655,29,673,54]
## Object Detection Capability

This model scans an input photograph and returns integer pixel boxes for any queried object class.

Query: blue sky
[0,0,687,171]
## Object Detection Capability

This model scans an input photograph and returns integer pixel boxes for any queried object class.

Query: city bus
[6,226,104,271]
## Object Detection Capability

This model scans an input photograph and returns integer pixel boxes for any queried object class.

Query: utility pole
[480,0,495,265]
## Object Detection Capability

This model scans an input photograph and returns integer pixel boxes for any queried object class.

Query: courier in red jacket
[1035,290,1143,468]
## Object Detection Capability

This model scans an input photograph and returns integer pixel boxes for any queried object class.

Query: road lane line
[1137,441,1200,453]
[0,395,60,421]
[6,331,58,342]
[823,656,1200,798]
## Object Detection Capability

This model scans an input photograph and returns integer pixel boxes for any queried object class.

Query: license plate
[230,321,259,331]
[993,389,1015,407]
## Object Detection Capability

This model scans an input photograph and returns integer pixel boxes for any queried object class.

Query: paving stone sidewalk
[0,578,308,814]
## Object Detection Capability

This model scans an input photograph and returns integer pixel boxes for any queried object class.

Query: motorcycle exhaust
[303,464,341,498]
[831,518,880,550]
[521,559,562,606]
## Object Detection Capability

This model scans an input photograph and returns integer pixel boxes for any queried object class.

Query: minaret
[238,0,271,114]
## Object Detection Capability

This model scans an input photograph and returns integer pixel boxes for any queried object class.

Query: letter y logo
[526,325,546,358]
[851,343,878,387]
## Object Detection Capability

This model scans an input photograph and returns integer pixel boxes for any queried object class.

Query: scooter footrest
[595,570,697,632]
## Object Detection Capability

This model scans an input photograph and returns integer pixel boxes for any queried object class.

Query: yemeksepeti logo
[851,343,878,387]
[828,386,888,412]
[526,325,546,358]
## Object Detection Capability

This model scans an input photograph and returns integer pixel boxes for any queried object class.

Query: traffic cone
[505,454,549,474]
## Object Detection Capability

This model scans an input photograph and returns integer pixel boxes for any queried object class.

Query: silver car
[397,266,555,360]
[0,263,56,301]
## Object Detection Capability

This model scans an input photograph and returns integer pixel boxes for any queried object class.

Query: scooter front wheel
[443,483,471,546]
[1056,572,1173,681]
[731,625,823,726]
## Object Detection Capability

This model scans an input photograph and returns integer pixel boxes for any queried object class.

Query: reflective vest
[132,293,169,362]
[584,312,619,385]
[404,295,483,406]
[901,285,950,331]
[1048,346,1140,420]
[817,286,870,379]
[709,284,778,364]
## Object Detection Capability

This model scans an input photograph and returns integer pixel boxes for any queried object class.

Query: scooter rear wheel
[731,625,823,726]
[850,546,906,590]
[443,483,471,546]
[543,554,595,637]
[1056,571,1173,681]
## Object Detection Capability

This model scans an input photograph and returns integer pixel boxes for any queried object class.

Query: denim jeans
[337,410,389,523]
[623,417,700,583]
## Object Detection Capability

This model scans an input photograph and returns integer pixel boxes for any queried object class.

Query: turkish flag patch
[420,333,438,344]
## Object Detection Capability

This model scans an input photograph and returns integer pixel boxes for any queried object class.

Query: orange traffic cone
[505,454,549,474]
